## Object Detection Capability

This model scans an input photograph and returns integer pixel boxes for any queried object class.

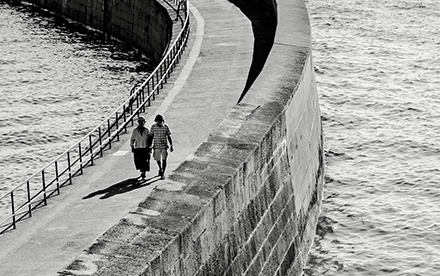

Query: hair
[137,116,146,121]
[154,114,165,123]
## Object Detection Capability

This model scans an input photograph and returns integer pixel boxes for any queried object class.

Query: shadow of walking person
[82,177,160,199]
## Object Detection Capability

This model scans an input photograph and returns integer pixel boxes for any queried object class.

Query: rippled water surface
[1,0,439,273]
[0,2,151,195]
[304,0,440,275]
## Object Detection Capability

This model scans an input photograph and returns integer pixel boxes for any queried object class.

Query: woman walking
[130,116,151,179]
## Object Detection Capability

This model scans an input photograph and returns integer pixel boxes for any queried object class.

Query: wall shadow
[229,0,278,103]
[82,177,160,199]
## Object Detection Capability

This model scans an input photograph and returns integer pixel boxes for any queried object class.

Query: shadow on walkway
[82,177,160,200]
[230,0,277,103]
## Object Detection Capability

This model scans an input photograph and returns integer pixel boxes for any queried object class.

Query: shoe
[158,169,162,177]
[141,172,146,179]
[160,174,165,180]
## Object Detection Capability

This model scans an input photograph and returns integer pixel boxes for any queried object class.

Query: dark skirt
[133,148,150,172]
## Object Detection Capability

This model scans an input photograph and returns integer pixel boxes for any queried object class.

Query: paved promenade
[0,0,254,274]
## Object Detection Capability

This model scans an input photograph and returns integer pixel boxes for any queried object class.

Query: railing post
[174,53,177,66]
[123,105,127,133]
[67,152,72,185]
[156,71,160,94]
[116,112,120,141]
[160,65,163,88]
[79,144,83,175]
[89,135,94,165]
[151,81,155,101]
[148,82,151,106]
[98,127,103,157]
[42,171,47,205]
[141,88,145,112]
[55,161,60,195]
[27,181,32,217]
[108,120,112,149]
[151,77,155,100]
[167,55,171,78]
[11,192,16,230]
[172,46,176,67]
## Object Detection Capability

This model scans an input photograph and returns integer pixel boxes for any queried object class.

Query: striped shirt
[150,123,171,149]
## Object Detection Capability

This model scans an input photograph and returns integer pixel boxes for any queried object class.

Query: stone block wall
[33,0,324,274]
[26,0,172,64]
[60,46,323,276]
[169,56,324,276]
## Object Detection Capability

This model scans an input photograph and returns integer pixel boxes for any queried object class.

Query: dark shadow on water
[82,176,160,199]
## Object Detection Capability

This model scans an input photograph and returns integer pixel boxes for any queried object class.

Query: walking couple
[130,114,173,180]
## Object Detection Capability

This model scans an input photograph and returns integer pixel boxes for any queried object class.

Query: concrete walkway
[0,0,254,275]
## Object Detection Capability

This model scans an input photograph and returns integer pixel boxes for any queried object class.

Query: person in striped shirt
[150,114,173,179]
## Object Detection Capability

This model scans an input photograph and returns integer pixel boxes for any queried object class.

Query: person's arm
[167,132,173,152]
[147,132,154,152]
[130,129,136,152]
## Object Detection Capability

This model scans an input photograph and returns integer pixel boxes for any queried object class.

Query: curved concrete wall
[29,0,323,274]
[25,0,172,64]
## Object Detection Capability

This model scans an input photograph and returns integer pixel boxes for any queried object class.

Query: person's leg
[156,160,162,176]
[146,152,151,172]
[160,149,169,179]
[161,158,167,179]
[133,149,143,178]
[139,148,150,179]
[153,149,162,176]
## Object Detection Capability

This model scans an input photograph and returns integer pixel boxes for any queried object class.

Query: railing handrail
[1,13,189,199]
[0,0,190,233]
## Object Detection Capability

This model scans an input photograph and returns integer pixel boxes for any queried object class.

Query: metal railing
[0,1,190,234]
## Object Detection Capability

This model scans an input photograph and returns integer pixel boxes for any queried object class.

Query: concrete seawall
[25,0,173,63]
[19,0,324,274]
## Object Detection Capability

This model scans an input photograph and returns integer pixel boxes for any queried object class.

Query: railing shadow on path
[82,177,161,200]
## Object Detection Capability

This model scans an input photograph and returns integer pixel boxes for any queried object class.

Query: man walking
[150,114,173,179]
[130,116,151,179]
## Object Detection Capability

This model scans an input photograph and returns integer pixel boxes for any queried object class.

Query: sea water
[1,0,439,274]
[0,2,151,201]
[304,0,440,275]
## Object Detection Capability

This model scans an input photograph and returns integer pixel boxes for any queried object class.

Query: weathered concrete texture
[24,0,173,64]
